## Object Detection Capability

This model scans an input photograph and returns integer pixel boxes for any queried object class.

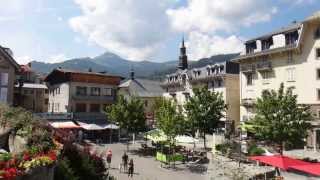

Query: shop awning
[104,124,119,129]
[78,122,105,130]
[250,155,310,170]
[289,164,320,176]
[49,121,81,129]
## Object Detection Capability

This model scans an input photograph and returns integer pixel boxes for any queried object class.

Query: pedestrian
[122,152,129,172]
[106,149,112,168]
[128,158,134,178]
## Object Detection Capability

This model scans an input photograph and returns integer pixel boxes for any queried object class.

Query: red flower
[2,168,18,180]
[23,152,31,161]
[47,151,57,161]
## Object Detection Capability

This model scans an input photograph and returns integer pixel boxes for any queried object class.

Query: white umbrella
[175,135,199,143]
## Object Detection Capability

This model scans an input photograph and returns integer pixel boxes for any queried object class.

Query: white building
[232,11,320,150]
[162,39,240,131]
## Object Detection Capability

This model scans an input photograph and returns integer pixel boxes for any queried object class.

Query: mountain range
[30,52,239,80]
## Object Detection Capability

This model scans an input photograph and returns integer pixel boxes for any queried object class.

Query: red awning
[289,164,320,176]
[250,155,310,170]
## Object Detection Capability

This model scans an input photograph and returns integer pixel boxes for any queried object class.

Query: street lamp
[238,127,242,168]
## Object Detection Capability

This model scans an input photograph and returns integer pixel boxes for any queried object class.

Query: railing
[256,61,272,71]
[73,112,106,121]
[240,64,255,73]
[72,95,115,102]
[241,98,256,107]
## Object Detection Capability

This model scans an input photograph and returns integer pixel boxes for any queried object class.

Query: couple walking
[121,152,134,178]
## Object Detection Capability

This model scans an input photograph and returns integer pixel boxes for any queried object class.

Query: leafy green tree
[155,98,185,166]
[106,95,146,142]
[250,83,312,154]
[184,87,227,149]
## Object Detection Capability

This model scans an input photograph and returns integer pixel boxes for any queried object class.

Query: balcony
[256,61,272,71]
[240,64,255,73]
[72,95,115,102]
[241,98,256,107]
[73,112,106,121]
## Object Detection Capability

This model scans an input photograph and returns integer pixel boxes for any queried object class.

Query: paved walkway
[93,141,208,180]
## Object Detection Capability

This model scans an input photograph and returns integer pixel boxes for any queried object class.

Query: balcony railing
[241,98,256,107]
[240,64,255,73]
[72,95,115,102]
[256,61,272,71]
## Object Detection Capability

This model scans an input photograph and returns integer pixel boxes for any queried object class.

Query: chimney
[27,62,31,68]
[130,69,135,80]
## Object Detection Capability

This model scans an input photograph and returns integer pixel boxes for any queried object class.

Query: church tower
[178,37,188,70]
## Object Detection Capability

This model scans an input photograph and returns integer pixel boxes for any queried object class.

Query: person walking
[106,149,112,169]
[122,152,129,173]
[128,159,134,178]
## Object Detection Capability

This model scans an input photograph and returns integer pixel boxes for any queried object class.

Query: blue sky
[0,0,319,64]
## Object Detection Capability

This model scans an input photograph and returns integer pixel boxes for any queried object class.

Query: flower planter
[16,165,55,180]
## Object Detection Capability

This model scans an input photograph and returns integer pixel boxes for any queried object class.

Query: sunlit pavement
[92,141,209,180]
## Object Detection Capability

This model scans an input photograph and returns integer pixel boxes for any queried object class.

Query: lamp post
[239,127,242,168]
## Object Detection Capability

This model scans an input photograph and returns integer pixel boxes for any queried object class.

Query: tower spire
[178,35,188,70]
[130,65,135,80]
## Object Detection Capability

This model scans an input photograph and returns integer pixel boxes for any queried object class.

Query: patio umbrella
[250,155,310,170]
[145,129,167,142]
[289,164,320,176]
[175,135,199,143]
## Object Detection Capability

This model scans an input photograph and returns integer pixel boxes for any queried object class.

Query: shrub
[215,143,232,154]
[248,144,265,156]
[54,158,79,180]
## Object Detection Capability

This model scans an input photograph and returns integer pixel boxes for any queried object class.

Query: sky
[0,0,320,64]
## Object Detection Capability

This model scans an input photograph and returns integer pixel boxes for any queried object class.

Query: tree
[184,87,227,149]
[250,83,312,154]
[106,95,146,144]
[155,98,185,166]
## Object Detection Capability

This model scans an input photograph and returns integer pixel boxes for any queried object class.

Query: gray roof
[246,22,302,43]
[0,46,20,70]
[119,78,164,97]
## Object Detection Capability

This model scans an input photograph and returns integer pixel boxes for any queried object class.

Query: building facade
[118,70,164,127]
[44,68,123,120]
[232,11,320,150]
[162,39,240,130]
[0,46,20,105]
[14,63,48,112]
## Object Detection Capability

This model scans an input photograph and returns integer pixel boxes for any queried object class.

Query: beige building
[119,70,164,127]
[232,11,320,150]
[0,46,20,105]
[162,39,240,131]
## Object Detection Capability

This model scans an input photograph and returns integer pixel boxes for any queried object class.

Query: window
[261,71,271,84]
[318,89,320,101]
[316,48,320,59]
[217,79,223,87]
[317,69,320,79]
[286,68,296,82]
[246,73,253,86]
[315,26,320,39]
[317,109,320,118]
[90,87,100,96]
[57,87,60,94]
[103,88,113,96]
[76,86,87,96]
[75,103,86,112]
[0,73,8,103]
[45,89,48,94]
[54,103,59,112]
[45,99,48,105]
[90,104,100,112]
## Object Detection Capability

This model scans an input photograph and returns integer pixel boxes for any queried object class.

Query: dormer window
[261,37,273,50]
[245,41,257,54]
[220,65,224,73]
[285,30,299,46]
[315,26,320,39]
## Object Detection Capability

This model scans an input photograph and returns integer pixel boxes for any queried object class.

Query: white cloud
[69,0,175,61]
[48,54,68,63]
[15,56,33,65]
[167,0,277,33]
[186,31,243,60]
